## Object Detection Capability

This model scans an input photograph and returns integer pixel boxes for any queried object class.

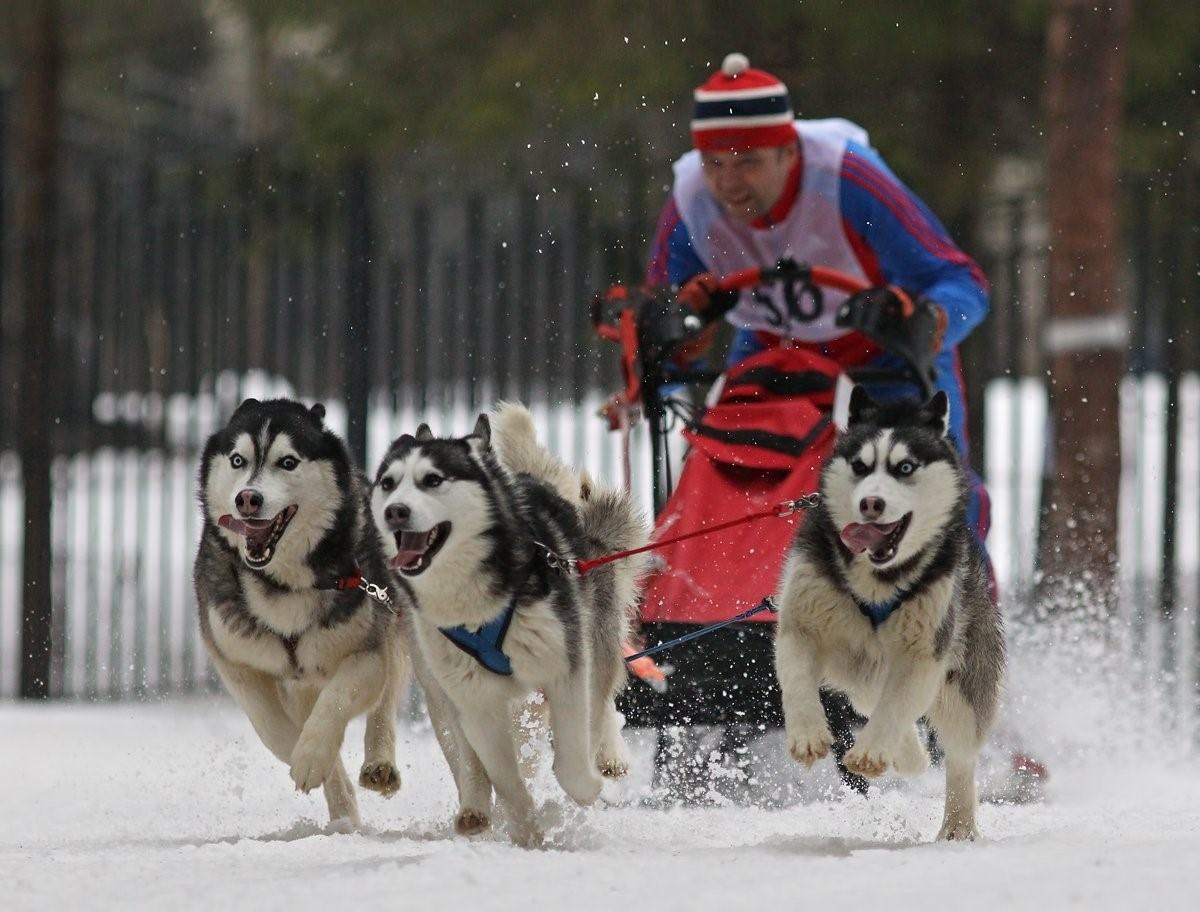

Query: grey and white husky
[194,398,406,828]
[774,388,1005,840]
[370,403,647,846]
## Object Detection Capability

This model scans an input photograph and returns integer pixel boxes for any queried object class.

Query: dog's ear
[233,398,260,417]
[391,433,416,451]
[308,403,326,425]
[415,424,434,442]
[470,414,492,451]
[923,390,950,438]
[847,386,877,427]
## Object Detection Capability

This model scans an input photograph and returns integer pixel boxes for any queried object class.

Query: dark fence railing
[1,94,1197,739]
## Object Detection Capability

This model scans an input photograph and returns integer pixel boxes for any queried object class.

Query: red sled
[639,344,838,626]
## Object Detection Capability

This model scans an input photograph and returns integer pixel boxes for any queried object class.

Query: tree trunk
[13,0,61,698]
[1038,0,1131,611]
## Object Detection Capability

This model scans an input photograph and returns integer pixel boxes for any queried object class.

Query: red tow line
[571,494,820,576]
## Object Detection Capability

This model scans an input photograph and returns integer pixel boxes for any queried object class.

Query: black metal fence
[1,90,1197,729]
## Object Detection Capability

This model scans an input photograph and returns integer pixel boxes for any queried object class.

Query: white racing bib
[672,118,872,343]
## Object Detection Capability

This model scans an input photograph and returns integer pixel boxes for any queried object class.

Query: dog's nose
[236,488,264,516]
[384,503,411,530]
[859,496,886,520]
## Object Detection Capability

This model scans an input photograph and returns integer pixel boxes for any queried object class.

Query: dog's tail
[576,486,647,557]
[490,400,648,635]
[490,401,583,504]
[578,485,650,642]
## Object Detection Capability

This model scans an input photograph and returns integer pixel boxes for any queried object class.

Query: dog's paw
[358,760,401,797]
[843,740,892,779]
[892,727,931,777]
[563,772,604,807]
[596,737,630,779]
[553,761,604,806]
[787,723,834,768]
[454,808,491,836]
[937,818,979,842]
[290,735,339,793]
[509,820,545,849]
[598,756,629,779]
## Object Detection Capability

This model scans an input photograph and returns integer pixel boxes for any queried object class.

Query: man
[646,52,990,535]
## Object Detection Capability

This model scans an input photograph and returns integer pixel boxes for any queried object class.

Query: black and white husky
[194,398,406,828]
[774,388,1005,840]
[370,403,647,846]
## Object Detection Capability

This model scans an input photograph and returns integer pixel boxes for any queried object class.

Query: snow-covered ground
[1,374,1198,908]
[3,618,1199,911]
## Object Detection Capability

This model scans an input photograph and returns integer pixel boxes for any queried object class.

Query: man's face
[700,143,798,225]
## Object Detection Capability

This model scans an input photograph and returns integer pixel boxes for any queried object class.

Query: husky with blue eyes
[194,398,407,829]
[774,387,1005,841]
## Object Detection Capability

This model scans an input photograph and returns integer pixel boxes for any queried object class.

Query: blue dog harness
[439,596,518,676]
[853,586,913,628]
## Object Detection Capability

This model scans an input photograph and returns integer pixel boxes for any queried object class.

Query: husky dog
[194,398,406,828]
[370,403,646,846]
[774,388,1005,840]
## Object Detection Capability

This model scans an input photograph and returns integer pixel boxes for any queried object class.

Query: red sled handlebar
[715,262,871,297]
[590,260,875,429]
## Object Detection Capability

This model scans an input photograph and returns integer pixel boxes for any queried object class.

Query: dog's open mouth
[840,513,912,565]
[390,522,451,576]
[218,505,298,569]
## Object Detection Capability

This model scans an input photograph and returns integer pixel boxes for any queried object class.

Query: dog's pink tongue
[840,522,897,554]
[218,514,248,536]
[390,530,431,569]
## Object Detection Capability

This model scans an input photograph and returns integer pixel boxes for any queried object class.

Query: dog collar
[314,566,393,607]
[439,597,517,676]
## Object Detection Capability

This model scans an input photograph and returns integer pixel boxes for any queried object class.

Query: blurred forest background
[3,2,1194,224]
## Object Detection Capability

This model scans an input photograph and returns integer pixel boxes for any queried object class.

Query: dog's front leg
[844,646,942,779]
[775,624,833,768]
[590,648,631,779]
[415,659,493,835]
[290,649,386,794]
[281,684,360,827]
[209,652,300,764]
[457,701,541,847]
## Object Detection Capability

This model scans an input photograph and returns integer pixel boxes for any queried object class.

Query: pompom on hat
[691,53,795,152]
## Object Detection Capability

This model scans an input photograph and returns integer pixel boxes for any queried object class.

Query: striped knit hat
[691,53,795,152]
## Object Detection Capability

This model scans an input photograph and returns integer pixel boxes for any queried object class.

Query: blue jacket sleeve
[645,196,708,289]
[839,141,989,349]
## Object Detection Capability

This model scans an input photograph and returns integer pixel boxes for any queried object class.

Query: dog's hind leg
[359,642,407,798]
[322,757,361,829]
[416,662,493,835]
[892,722,932,777]
[591,651,629,779]
[290,650,386,796]
[457,701,541,847]
[545,670,605,806]
[927,684,982,841]
[210,653,300,764]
